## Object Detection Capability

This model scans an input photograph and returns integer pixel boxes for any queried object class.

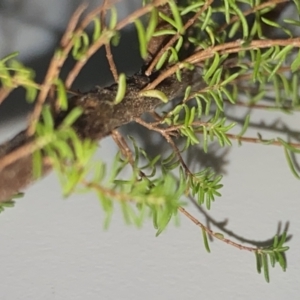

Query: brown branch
[105,42,119,82]
[225,133,300,148]
[101,0,119,82]
[223,99,299,112]
[111,130,134,166]
[0,69,191,202]
[135,117,194,177]
[178,206,260,252]
[26,4,88,136]
[145,38,300,91]
[111,130,152,183]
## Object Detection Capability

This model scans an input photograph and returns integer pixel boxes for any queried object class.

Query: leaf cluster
[255,232,289,283]
[0,52,38,102]
[33,106,98,196]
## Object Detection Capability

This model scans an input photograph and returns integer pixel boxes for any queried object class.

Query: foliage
[1,0,300,282]
[255,232,289,283]
[0,193,24,214]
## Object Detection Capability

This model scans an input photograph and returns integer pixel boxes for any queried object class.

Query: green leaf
[209,90,223,111]
[231,2,248,38]
[277,232,287,248]
[262,253,270,283]
[61,107,83,127]
[273,235,279,248]
[139,89,169,103]
[152,29,177,36]
[204,52,220,82]
[32,150,43,179]
[92,17,102,41]
[114,73,127,104]
[169,0,184,33]
[109,6,118,29]
[238,114,250,138]
[135,19,147,59]
[261,17,292,37]
[283,146,300,179]
[201,6,212,31]
[214,232,224,239]
[255,252,262,274]
[155,51,169,70]
[158,11,177,31]
[221,72,239,86]
[0,51,19,63]
[72,32,89,60]
[55,78,68,110]
[146,8,158,42]
[201,228,211,253]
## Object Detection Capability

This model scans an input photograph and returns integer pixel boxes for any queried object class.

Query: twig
[27,4,88,136]
[111,129,149,181]
[105,43,119,82]
[111,130,134,165]
[134,117,194,177]
[178,206,259,252]
[26,3,117,136]
[144,38,300,91]
[101,0,119,82]
[225,133,300,148]
[223,99,299,112]
[83,180,135,202]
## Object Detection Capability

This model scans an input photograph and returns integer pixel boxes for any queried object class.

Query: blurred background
[0,1,300,299]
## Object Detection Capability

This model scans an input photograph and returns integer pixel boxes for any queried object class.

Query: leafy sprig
[255,232,289,283]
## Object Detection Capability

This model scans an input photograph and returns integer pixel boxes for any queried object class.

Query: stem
[178,206,259,252]
[145,38,300,91]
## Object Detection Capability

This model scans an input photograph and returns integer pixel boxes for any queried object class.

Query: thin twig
[111,130,134,165]
[83,180,135,202]
[134,117,193,177]
[27,3,117,136]
[105,44,119,82]
[27,4,88,136]
[144,38,300,91]
[111,129,149,181]
[101,0,119,82]
[223,99,299,112]
[134,117,300,150]
[225,133,300,148]
[178,206,259,252]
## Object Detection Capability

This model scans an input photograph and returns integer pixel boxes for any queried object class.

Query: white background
[0,1,300,299]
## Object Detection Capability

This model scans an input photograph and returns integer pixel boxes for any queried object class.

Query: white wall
[0,1,299,299]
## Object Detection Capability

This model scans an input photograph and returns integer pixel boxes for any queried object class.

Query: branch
[0,69,194,203]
